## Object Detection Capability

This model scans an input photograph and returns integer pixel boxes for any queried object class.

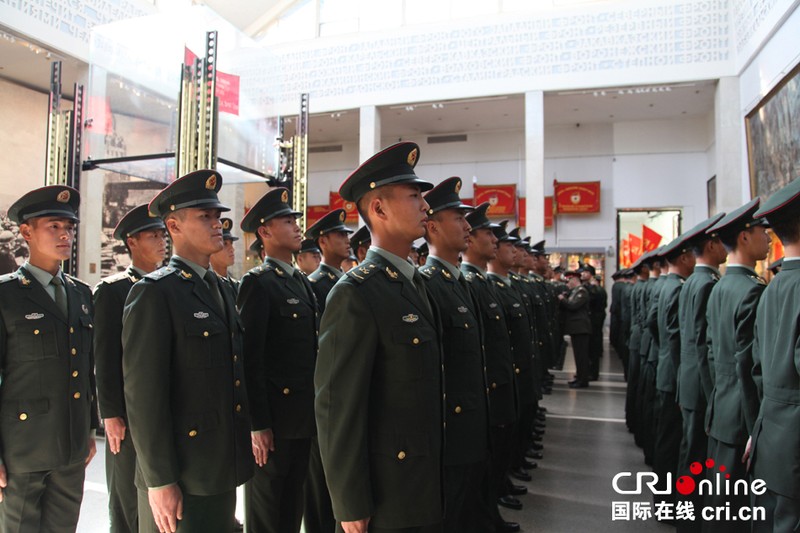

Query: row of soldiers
[0,141,609,533]
[610,177,800,532]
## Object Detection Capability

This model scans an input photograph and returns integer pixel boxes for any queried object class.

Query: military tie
[204,270,225,315]
[50,275,68,316]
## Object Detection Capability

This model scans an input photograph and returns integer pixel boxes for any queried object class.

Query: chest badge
[489,302,498,308]
[402,314,419,323]
[193,311,209,319]
[82,304,89,314]
[287,298,300,305]
[25,312,44,320]
[457,306,468,313]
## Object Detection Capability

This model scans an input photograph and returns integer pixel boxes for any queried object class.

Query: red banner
[621,238,631,268]
[474,185,516,216]
[306,205,329,228]
[642,225,662,252]
[518,198,526,228]
[329,192,359,223]
[185,47,240,116]
[554,181,601,214]
[629,234,643,263]
[544,196,554,228]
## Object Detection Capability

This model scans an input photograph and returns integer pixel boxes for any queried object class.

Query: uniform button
[235,379,241,387]
[292,313,298,318]
[72,370,79,377]
[412,338,420,345]
[73,392,81,399]
[491,382,497,389]
[33,329,40,335]
[188,430,198,437]
[397,450,406,460]
[203,331,209,337]
[515,368,520,374]
[235,404,242,412]
[19,413,28,421]
[495,316,500,320]
[71,348,77,355]
[486,388,490,394]
[464,323,469,328]
[283,388,291,395]
[454,406,462,414]
[233,355,238,362]
[69,327,74,334]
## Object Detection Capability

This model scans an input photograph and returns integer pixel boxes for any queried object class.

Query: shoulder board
[100,270,136,285]
[748,274,767,286]
[144,265,177,281]
[250,262,276,277]
[0,271,19,285]
[463,271,476,282]
[65,274,91,289]
[346,262,381,284]
[307,269,323,283]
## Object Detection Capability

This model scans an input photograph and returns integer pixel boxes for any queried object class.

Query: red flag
[554,181,601,213]
[621,238,631,267]
[642,225,662,252]
[629,234,643,263]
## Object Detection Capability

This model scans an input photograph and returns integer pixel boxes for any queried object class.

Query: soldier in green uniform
[294,238,322,276]
[526,240,557,395]
[625,255,650,436]
[617,269,635,379]
[580,264,606,381]
[559,270,592,388]
[652,216,720,511]
[0,185,98,533]
[95,204,167,533]
[349,225,371,263]
[210,217,239,290]
[640,249,667,465]
[675,213,726,531]
[749,178,800,532]
[314,142,443,533]
[462,203,520,533]
[704,198,769,532]
[419,177,491,533]
[121,170,253,533]
[303,208,353,533]
[238,188,320,533]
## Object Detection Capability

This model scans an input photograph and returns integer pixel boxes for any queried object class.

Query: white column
[359,105,381,164]
[524,91,545,239]
[715,77,745,211]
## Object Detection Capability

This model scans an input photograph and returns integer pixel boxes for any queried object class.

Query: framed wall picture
[746,60,800,200]
[707,175,717,216]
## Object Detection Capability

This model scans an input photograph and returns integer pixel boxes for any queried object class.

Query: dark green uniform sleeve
[122,282,180,488]
[93,282,126,419]
[315,282,378,522]
[237,274,273,431]
[694,281,715,402]
[734,284,765,434]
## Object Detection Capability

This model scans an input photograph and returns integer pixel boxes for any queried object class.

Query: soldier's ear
[258,224,270,240]
[19,223,33,242]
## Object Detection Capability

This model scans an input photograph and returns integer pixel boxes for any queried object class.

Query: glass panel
[405,0,450,25]
[359,0,403,30]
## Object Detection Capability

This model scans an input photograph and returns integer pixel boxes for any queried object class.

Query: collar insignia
[287,298,300,304]
[457,306,468,313]
[275,267,284,276]
[20,276,31,286]
[496,281,505,287]
[180,270,193,279]
[442,270,452,279]
[25,312,44,320]
[402,313,419,323]
[327,272,335,280]
[385,267,398,279]
[194,311,209,319]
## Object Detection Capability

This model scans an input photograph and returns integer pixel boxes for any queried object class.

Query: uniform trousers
[336,522,443,533]
[588,320,604,379]
[653,390,682,510]
[752,488,800,533]
[487,424,515,529]
[625,346,642,436]
[303,436,335,533]
[245,436,311,533]
[638,360,658,464]
[0,459,85,533]
[105,431,138,533]
[137,488,235,533]
[570,334,590,384]
[676,403,708,533]
[703,436,750,533]
[444,458,492,533]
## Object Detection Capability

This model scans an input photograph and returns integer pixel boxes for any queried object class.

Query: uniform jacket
[656,273,685,394]
[588,283,608,327]
[462,264,516,427]
[94,265,141,420]
[677,265,719,410]
[530,273,557,366]
[638,278,657,356]
[619,282,633,347]
[627,279,647,353]
[308,263,341,314]
[238,258,319,438]
[315,251,444,528]
[560,284,591,335]
[645,276,668,364]
[489,272,535,406]
[122,257,253,495]
[750,259,800,498]
[705,266,764,446]
[0,266,98,473]
[420,257,488,466]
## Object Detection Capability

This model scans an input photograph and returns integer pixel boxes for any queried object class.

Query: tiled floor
[78,337,672,532]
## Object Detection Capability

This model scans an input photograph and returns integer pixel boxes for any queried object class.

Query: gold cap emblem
[407,148,418,166]
[56,190,70,203]
[339,211,346,222]
[223,219,231,230]
[205,174,217,190]
[281,190,289,203]
[455,179,462,193]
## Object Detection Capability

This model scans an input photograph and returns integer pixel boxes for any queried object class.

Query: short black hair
[769,213,800,245]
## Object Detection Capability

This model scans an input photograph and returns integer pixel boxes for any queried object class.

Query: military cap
[423,177,473,215]
[305,209,353,241]
[350,225,371,250]
[240,187,301,233]
[753,176,800,221]
[465,202,501,231]
[418,242,429,257]
[297,239,321,255]
[768,257,783,274]
[631,251,650,272]
[113,204,166,241]
[661,213,726,260]
[339,142,433,203]
[7,185,80,224]
[249,238,263,254]
[148,169,229,218]
[529,240,549,256]
[220,218,239,242]
[706,198,767,240]
[492,220,519,243]
[563,270,581,278]
[579,263,596,276]
[508,227,527,247]
[554,266,565,273]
